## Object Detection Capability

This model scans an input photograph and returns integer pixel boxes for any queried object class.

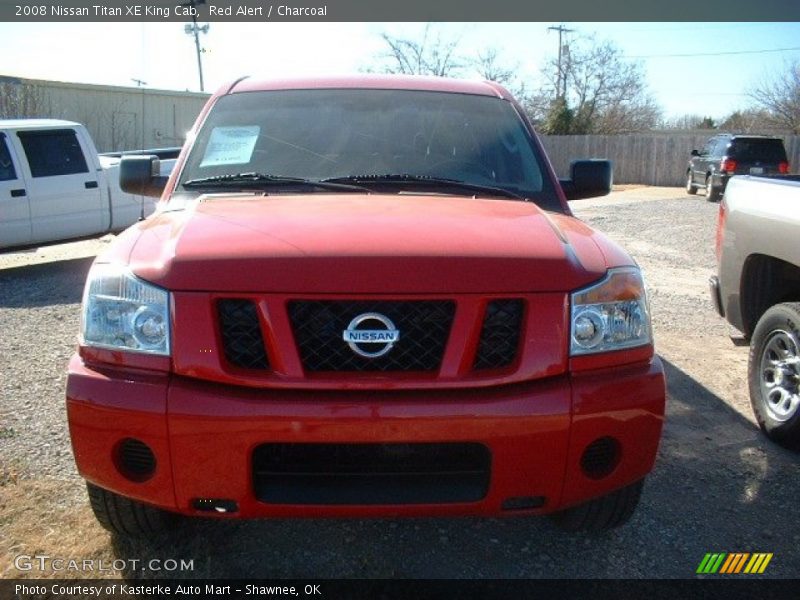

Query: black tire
[748,303,800,449]
[551,479,644,532]
[686,171,698,195]
[705,175,720,202]
[87,482,177,537]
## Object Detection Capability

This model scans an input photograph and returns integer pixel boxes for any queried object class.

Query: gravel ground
[1,187,798,579]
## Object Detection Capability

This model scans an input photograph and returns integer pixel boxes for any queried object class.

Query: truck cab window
[0,136,16,181]
[17,129,89,178]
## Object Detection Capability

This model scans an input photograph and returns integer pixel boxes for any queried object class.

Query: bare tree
[749,61,800,133]
[0,77,45,118]
[661,114,717,131]
[717,109,784,134]
[368,27,531,109]
[471,47,529,101]
[536,38,661,134]
[375,25,464,77]
[472,48,514,85]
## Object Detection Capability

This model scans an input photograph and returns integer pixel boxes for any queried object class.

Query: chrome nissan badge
[342,312,400,358]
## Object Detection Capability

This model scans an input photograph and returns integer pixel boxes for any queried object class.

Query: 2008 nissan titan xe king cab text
[66,75,665,537]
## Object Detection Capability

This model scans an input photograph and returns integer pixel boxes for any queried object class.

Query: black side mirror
[560,159,612,201]
[120,155,168,198]
[690,149,700,157]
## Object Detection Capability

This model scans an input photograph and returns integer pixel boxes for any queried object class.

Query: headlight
[81,264,171,356]
[570,267,651,356]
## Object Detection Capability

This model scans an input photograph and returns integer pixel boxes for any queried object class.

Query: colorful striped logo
[696,553,773,574]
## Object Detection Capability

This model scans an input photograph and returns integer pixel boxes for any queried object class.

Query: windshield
[177,88,559,209]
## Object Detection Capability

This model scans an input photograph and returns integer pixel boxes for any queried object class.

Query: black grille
[217,299,269,370]
[253,443,491,505]
[288,301,455,372]
[473,299,524,370]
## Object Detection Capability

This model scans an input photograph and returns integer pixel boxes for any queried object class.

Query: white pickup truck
[0,119,176,250]
[711,174,800,447]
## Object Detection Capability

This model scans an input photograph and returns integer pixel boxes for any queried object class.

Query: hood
[122,194,617,294]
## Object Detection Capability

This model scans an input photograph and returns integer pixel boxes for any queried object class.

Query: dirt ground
[1,187,798,580]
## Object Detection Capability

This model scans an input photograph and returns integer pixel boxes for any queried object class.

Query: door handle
[10,188,26,197]
[85,181,98,189]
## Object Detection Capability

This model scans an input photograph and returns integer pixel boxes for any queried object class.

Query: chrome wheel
[759,330,800,422]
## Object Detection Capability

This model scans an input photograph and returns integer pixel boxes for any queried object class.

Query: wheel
[705,175,720,202]
[748,303,800,448]
[87,482,177,537]
[551,479,644,532]
[686,171,698,195]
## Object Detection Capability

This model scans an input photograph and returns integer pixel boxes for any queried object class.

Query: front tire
[748,303,800,448]
[686,171,698,195]
[87,482,177,537]
[551,479,644,532]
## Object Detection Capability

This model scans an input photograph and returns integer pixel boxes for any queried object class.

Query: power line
[612,23,784,34]
[627,46,800,59]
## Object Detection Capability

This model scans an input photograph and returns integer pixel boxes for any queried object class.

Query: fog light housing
[580,437,621,480]
[115,438,156,482]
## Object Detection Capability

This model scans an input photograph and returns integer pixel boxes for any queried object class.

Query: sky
[0,22,798,121]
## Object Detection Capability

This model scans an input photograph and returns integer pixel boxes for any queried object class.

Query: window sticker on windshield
[199,126,260,167]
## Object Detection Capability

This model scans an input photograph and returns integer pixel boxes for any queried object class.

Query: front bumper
[66,355,665,518]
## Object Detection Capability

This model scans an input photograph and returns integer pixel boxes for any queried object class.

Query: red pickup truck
[66,75,665,537]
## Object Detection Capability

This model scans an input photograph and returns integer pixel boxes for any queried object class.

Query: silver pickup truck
[711,174,800,447]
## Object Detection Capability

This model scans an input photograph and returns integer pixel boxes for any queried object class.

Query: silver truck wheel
[686,171,698,195]
[749,303,800,448]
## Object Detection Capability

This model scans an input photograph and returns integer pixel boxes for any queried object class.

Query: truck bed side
[718,175,800,335]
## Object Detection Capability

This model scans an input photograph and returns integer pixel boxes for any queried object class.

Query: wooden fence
[539,134,800,186]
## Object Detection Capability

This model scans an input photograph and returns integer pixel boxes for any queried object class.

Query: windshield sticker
[199,126,260,167]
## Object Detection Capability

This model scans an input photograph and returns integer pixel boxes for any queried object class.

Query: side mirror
[560,159,612,201]
[690,149,700,157]
[120,155,168,198]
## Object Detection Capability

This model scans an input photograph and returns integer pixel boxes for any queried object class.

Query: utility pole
[182,0,209,92]
[130,78,147,218]
[130,78,147,150]
[547,25,574,100]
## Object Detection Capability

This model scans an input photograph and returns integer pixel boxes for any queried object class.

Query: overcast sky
[1,22,798,120]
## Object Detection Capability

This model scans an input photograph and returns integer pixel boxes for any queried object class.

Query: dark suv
[686,134,789,201]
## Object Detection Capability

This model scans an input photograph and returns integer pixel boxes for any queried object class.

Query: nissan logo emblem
[342,312,400,358]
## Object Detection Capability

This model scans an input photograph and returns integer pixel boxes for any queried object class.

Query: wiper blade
[323,174,527,201]
[183,172,370,193]
[183,172,303,187]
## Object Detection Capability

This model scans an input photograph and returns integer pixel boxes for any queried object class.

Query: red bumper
[66,355,665,517]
